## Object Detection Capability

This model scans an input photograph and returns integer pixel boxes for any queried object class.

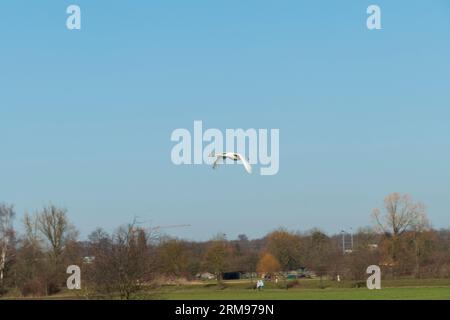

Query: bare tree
[36,204,78,262]
[88,222,156,299]
[372,193,429,274]
[12,214,47,296]
[0,203,15,284]
[372,193,429,237]
[22,205,79,294]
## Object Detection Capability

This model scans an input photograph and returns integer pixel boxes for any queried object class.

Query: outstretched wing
[236,154,252,174]
[212,156,223,170]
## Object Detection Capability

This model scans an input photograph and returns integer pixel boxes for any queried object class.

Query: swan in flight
[209,152,252,174]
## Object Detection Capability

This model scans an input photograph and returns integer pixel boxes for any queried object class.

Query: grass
[160,286,450,300]
[2,278,450,300]
[156,278,450,300]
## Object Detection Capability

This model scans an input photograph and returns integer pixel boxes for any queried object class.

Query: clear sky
[1,1,449,241]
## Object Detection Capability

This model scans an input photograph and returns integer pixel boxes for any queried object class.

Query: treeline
[0,193,449,298]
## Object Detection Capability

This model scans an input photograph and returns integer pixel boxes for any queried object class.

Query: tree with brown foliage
[202,235,232,283]
[158,239,189,278]
[256,253,281,275]
[304,230,333,278]
[265,229,302,271]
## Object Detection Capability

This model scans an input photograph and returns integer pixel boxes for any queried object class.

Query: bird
[209,152,252,174]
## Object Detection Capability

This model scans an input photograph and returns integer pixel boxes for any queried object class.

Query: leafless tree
[36,204,78,262]
[0,203,15,284]
[87,222,157,299]
[372,193,429,237]
[372,193,430,275]
[11,215,48,296]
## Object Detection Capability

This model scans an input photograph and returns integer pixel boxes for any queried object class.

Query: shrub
[286,280,300,289]
[20,279,46,297]
[352,281,366,288]
[0,284,8,296]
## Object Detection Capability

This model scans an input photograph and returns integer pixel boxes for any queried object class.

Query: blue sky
[1,1,450,240]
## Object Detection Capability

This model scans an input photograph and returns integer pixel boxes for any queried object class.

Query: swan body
[209,152,252,174]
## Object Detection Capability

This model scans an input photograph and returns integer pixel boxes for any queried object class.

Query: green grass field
[161,286,450,300]
[156,279,450,300]
[2,279,449,300]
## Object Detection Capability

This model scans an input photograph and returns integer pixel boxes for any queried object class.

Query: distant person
[256,280,265,291]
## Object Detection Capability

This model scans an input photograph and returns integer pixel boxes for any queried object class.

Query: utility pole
[341,230,346,255]
[350,227,354,250]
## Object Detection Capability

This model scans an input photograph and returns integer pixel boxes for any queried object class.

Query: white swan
[209,152,252,174]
